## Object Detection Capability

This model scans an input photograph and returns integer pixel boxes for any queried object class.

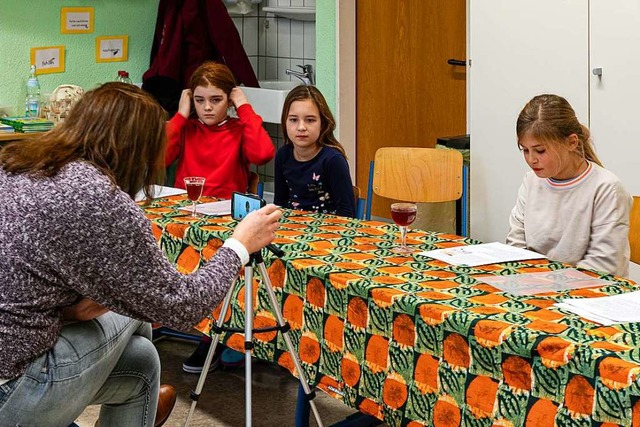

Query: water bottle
[25,65,41,117]
[116,70,133,84]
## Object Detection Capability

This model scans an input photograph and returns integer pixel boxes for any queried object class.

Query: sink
[242,80,299,123]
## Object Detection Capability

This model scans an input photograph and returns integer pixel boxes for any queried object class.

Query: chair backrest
[353,185,365,219]
[631,196,640,264]
[371,147,463,202]
[248,171,264,197]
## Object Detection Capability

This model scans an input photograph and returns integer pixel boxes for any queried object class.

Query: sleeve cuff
[169,112,188,127]
[223,238,250,266]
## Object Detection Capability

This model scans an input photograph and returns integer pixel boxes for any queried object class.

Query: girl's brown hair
[189,61,237,96]
[516,94,602,167]
[280,85,347,158]
[0,82,167,199]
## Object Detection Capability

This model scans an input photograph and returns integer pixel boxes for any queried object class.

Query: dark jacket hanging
[143,0,259,115]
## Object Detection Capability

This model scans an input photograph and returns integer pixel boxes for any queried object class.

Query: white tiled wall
[230,1,316,82]
[229,1,316,184]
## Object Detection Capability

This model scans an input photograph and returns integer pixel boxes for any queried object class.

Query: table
[0,133,34,143]
[143,194,640,427]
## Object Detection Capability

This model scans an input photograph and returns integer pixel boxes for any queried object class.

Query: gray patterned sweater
[0,161,242,379]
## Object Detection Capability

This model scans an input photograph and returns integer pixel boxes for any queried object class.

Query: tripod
[184,245,324,427]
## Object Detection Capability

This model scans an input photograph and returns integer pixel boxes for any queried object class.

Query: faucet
[285,64,315,85]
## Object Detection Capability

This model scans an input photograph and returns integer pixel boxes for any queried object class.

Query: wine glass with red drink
[183,177,205,218]
[390,202,418,254]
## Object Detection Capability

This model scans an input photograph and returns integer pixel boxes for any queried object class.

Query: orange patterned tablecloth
[143,194,640,427]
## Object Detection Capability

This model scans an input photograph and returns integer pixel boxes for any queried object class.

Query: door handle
[592,67,603,76]
[447,59,467,66]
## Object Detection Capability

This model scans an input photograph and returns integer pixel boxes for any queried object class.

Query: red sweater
[166,104,274,198]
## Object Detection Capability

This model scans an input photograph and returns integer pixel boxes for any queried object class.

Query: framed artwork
[60,7,94,34]
[30,46,65,74]
[95,36,128,63]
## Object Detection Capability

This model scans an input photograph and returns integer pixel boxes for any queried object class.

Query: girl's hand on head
[178,89,193,119]
[231,204,281,254]
[230,87,248,109]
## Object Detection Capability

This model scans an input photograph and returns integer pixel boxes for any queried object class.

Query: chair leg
[365,160,375,220]
[294,382,311,427]
[152,326,201,342]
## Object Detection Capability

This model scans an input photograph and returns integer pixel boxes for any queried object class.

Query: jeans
[0,312,160,427]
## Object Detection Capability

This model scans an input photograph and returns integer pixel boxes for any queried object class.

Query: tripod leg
[244,264,254,427]
[183,280,236,427]
[256,262,324,427]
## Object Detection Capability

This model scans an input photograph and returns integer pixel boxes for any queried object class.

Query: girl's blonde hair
[516,94,602,167]
[0,82,167,200]
[280,85,347,158]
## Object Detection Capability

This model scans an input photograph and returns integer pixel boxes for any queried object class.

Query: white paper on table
[417,242,545,267]
[476,268,612,296]
[179,200,231,216]
[554,303,617,326]
[134,185,186,202]
[554,290,640,324]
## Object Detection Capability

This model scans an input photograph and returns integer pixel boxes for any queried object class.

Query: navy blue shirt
[274,144,356,218]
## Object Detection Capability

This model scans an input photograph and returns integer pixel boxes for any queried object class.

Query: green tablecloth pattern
[143,195,640,427]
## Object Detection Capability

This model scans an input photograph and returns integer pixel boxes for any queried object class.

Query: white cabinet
[469,0,640,280]
[469,0,588,242]
[589,0,640,198]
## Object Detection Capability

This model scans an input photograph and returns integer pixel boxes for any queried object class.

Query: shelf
[0,132,41,143]
[262,6,315,21]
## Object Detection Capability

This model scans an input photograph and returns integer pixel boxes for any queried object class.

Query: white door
[589,0,640,281]
[469,0,589,243]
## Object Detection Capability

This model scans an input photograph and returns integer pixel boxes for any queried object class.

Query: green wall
[0,0,158,116]
[1,0,339,117]
[315,0,337,113]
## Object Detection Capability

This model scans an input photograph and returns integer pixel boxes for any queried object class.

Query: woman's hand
[178,89,193,119]
[229,87,248,109]
[62,298,109,321]
[231,204,281,254]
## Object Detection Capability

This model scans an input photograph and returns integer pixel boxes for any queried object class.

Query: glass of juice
[183,177,205,218]
[390,202,418,254]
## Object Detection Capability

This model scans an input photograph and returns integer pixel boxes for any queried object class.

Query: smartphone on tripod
[231,192,265,220]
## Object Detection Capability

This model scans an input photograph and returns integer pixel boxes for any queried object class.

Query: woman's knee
[134,321,153,341]
[118,335,161,383]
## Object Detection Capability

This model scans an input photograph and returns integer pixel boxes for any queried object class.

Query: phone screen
[232,192,265,220]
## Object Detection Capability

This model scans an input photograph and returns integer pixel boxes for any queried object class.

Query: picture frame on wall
[60,7,94,34]
[95,36,129,63]
[30,46,65,74]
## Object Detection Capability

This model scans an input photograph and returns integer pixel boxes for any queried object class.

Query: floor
[75,335,374,427]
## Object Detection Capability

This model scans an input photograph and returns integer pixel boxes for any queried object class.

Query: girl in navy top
[274,85,356,217]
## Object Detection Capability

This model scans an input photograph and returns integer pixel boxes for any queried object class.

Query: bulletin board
[30,46,65,74]
[95,36,129,63]
[60,7,94,34]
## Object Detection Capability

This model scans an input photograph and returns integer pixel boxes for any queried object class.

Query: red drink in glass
[186,182,204,201]
[390,202,418,254]
[183,176,205,218]
[391,209,417,226]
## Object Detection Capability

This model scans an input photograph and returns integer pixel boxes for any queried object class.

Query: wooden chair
[365,147,465,234]
[631,196,640,264]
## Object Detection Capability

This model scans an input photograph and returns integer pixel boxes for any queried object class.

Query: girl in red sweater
[166,62,275,373]
[166,62,275,199]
